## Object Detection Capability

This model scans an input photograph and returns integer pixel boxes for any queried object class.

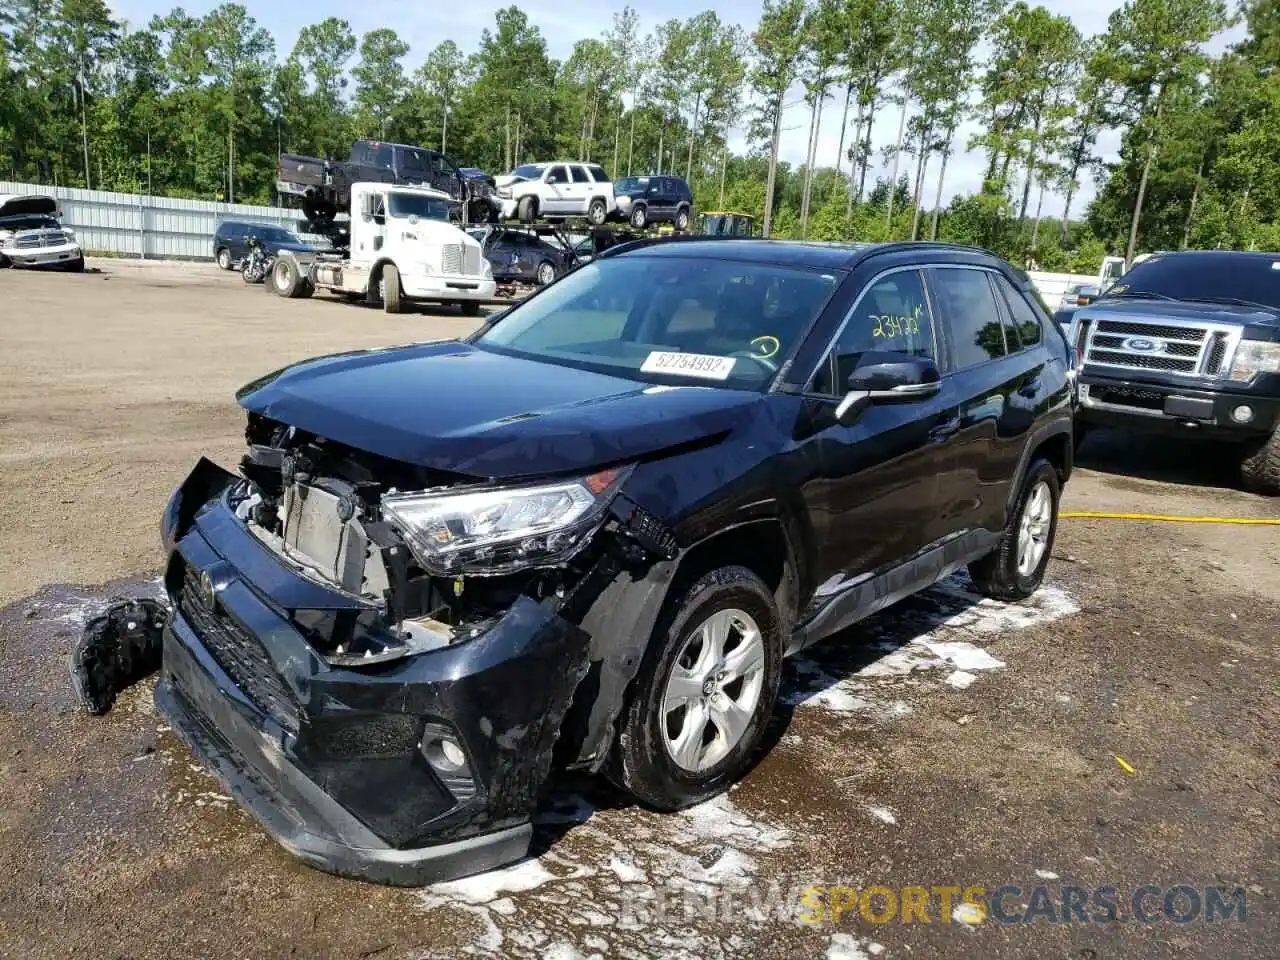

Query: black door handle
[930,417,962,441]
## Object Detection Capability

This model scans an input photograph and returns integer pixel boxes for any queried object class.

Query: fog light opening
[1231,404,1255,424]
[421,733,468,773]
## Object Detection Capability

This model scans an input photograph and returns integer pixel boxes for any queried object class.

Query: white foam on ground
[867,806,897,825]
[1035,869,1059,880]
[416,793,793,958]
[826,933,886,959]
[789,575,1077,707]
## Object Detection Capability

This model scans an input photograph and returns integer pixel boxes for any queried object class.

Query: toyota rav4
[155,239,1073,886]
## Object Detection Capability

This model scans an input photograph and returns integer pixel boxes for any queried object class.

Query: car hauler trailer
[268,182,497,314]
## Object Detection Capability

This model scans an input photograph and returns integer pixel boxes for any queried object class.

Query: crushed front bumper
[155,460,591,885]
[6,241,82,267]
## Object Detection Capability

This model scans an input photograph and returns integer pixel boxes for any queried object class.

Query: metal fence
[0,180,317,260]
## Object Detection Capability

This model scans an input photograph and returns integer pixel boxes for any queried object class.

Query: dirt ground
[0,262,1276,960]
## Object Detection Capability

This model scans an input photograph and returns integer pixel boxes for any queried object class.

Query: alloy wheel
[661,608,766,773]
[1016,480,1052,577]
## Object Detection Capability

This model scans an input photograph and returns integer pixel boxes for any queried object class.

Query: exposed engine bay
[235,412,675,669]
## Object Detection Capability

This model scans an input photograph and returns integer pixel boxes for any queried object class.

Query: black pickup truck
[276,140,500,224]
[1055,250,1280,493]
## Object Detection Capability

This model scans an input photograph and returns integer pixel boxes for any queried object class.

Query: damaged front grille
[178,566,299,731]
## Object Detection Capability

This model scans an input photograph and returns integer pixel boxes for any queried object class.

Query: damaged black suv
[156,239,1073,886]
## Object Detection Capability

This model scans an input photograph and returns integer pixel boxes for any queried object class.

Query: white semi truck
[268,182,496,314]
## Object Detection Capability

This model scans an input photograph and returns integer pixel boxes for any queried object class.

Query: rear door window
[810,270,936,396]
[570,165,591,184]
[928,268,1008,369]
[993,274,1043,349]
[588,165,610,183]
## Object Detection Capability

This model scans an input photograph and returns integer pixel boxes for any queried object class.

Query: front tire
[969,458,1060,601]
[1240,427,1280,495]
[65,256,85,273]
[382,264,402,314]
[535,260,557,286]
[630,205,648,229]
[216,247,232,270]
[607,565,783,811]
[517,196,537,223]
[460,301,481,317]
[269,257,309,298]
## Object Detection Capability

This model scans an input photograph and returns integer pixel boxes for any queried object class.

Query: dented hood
[236,341,758,478]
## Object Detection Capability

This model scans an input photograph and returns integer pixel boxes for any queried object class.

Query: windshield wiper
[1106,289,1177,301]
[1182,295,1276,310]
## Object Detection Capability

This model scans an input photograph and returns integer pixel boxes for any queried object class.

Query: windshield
[1110,254,1280,310]
[475,256,839,389]
[511,164,545,181]
[614,177,650,192]
[387,193,451,221]
[261,227,298,243]
[702,214,750,237]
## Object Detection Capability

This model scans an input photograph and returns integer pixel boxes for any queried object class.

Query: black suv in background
[212,220,313,271]
[612,175,694,230]
[1056,251,1280,493]
[154,239,1072,886]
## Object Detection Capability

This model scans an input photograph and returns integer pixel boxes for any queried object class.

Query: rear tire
[969,459,1060,601]
[675,207,691,232]
[216,247,232,270]
[517,196,537,223]
[587,199,607,226]
[1240,426,1280,495]
[607,565,783,811]
[382,264,402,314]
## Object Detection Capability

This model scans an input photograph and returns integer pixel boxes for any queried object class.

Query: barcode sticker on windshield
[641,351,737,381]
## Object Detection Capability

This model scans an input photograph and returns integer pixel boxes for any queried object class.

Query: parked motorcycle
[241,235,274,284]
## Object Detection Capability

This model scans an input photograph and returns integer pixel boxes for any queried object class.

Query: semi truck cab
[269,183,495,314]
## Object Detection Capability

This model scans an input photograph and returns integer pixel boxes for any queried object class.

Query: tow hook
[70,598,169,715]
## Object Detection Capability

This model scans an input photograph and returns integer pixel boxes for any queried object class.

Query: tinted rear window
[1112,254,1280,309]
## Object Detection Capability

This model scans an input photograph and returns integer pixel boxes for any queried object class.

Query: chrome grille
[177,566,298,731]
[1081,317,1241,377]
[464,245,481,275]
[441,244,461,274]
[14,230,68,249]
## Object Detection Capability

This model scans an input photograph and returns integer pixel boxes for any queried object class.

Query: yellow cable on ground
[1061,511,1280,525]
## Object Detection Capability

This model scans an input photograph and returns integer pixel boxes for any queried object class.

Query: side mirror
[836,352,941,424]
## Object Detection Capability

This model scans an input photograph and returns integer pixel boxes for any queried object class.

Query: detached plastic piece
[70,598,169,715]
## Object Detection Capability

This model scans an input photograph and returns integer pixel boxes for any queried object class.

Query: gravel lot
[0,261,1276,960]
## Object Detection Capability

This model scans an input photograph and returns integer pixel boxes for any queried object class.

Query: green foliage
[0,0,1275,272]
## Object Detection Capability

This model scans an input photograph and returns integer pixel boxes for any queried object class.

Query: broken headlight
[381,467,630,575]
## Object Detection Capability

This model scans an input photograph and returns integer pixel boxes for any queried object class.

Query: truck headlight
[381,467,630,575]
[1228,340,1280,382]
[0,237,13,250]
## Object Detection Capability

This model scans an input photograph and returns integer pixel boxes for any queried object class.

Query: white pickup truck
[268,182,496,314]
[0,194,84,271]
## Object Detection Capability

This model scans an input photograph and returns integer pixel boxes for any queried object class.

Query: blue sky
[106,0,1237,217]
